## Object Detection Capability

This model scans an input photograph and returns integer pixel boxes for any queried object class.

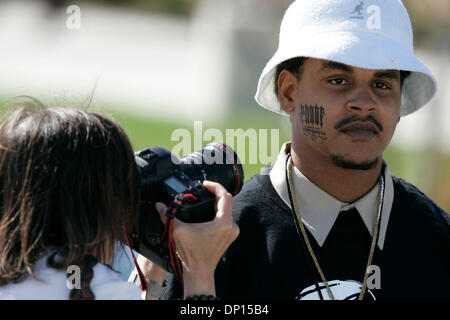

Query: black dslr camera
[131,142,244,273]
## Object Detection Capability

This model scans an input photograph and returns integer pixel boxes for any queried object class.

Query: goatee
[330,155,379,171]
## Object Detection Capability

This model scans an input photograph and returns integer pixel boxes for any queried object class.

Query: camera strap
[160,192,198,296]
[122,218,148,293]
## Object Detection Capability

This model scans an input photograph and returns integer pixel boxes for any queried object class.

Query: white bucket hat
[255,0,437,117]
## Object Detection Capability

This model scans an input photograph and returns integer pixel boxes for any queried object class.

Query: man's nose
[345,87,378,114]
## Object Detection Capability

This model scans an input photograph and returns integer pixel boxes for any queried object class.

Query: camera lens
[133,142,245,273]
[178,142,244,196]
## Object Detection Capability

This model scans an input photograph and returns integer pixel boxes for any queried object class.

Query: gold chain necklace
[287,156,384,300]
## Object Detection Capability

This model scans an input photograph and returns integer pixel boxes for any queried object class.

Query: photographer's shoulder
[90,263,141,300]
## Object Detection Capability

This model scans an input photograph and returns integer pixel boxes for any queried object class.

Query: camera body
[131,142,243,272]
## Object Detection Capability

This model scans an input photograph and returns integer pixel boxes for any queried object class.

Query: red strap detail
[183,193,197,201]
[122,218,148,292]
[162,194,192,293]
[167,219,184,292]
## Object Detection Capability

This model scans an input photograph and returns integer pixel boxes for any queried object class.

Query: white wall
[0,0,232,121]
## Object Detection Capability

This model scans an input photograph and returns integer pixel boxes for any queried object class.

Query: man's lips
[339,122,379,139]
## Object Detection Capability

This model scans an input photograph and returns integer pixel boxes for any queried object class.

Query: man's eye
[329,78,349,86]
[373,82,391,89]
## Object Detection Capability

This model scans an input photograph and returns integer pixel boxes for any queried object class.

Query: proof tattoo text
[300,104,327,141]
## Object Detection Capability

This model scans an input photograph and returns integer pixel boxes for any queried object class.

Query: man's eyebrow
[320,62,401,83]
[320,61,354,73]
[373,70,401,82]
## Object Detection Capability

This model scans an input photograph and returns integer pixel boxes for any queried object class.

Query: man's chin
[330,155,379,171]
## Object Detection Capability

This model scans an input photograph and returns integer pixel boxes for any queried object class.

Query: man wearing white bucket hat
[211,0,449,300]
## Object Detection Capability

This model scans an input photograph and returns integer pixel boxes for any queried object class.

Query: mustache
[334,115,384,132]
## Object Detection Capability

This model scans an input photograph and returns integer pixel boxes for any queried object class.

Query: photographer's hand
[155,180,239,299]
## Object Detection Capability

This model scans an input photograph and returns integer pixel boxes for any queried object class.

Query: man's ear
[278,70,298,113]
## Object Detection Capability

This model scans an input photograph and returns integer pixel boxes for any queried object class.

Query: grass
[1,98,448,212]
[109,108,290,180]
[109,108,423,179]
[109,109,450,212]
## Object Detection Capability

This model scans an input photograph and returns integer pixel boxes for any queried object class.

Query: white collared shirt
[269,142,394,250]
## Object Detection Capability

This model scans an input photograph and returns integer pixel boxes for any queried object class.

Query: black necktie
[329,207,370,241]
[319,207,374,279]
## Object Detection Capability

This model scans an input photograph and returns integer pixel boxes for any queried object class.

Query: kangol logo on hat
[349,1,365,18]
[348,1,381,30]
[255,0,437,118]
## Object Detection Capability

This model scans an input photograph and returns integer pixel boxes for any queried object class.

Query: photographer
[0,102,238,300]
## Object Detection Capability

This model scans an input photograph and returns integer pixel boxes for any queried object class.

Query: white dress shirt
[269,142,394,250]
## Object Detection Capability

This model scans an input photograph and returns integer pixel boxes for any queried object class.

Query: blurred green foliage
[57,0,198,17]
[48,0,450,44]
[108,109,450,212]
[54,0,450,47]
[1,97,448,211]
